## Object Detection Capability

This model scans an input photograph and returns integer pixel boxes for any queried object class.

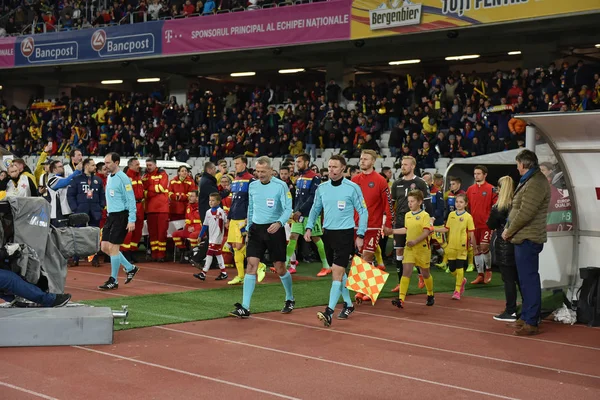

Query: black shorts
[448,259,467,272]
[394,218,406,249]
[102,211,129,245]
[246,223,287,263]
[323,228,355,269]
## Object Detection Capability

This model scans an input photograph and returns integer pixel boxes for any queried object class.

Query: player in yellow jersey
[391,190,434,308]
[433,194,477,300]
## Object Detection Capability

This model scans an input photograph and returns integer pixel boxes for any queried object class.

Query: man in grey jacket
[502,149,551,336]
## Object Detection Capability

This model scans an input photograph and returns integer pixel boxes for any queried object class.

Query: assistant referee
[305,155,368,327]
[229,156,294,318]
[98,152,140,290]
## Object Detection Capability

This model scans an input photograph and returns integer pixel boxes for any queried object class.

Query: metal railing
[118,11,148,25]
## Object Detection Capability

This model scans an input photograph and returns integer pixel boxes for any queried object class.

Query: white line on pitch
[156,325,518,399]
[68,270,200,290]
[253,316,600,380]
[0,381,59,400]
[355,309,600,351]
[72,346,300,400]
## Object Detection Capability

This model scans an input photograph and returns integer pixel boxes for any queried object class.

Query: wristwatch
[357,234,365,239]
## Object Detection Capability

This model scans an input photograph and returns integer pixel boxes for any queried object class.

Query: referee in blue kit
[305,155,368,327]
[98,152,140,290]
[229,156,294,318]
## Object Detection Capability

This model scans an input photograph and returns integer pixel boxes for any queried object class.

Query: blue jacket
[67,173,106,222]
[203,0,215,13]
[294,169,321,217]
[430,186,445,226]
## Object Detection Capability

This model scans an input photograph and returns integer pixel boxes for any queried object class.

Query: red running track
[1,293,599,399]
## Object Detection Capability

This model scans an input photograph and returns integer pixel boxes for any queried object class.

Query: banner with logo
[0,37,16,69]
[351,0,600,39]
[14,21,163,67]
[162,1,351,56]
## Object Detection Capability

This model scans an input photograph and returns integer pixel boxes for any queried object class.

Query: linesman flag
[88,230,102,262]
[346,256,389,305]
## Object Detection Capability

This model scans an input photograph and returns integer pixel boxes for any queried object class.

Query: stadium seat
[435,159,450,173]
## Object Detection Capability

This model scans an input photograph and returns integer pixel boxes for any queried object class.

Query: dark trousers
[0,269,56,307]
[498,263,521,315]
[515,240,544,326]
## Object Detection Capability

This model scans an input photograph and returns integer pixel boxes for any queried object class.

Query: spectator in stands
[183,0,196,16]
[2,59,599,170]
[203,0,216,15]
[64,149,83,177]
[148,0,161,19]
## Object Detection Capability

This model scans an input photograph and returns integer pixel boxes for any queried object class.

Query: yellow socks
[468,247,474,266]
[234,246,245,279]
[374,245,384,266]
[454,268,464,292]
[399,276,410,301]
[423,275,434,296]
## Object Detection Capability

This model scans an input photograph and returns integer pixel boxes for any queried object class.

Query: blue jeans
[0,269,56,307]
[514,240,543,326]
[305,144,317,160]
[200,146,211,157]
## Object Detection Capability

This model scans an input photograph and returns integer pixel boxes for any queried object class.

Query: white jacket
[6,174,35,197]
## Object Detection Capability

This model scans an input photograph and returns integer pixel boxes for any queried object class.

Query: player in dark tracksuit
[286,154,330,276]
[390,156,433,292]
[429,176,446,267]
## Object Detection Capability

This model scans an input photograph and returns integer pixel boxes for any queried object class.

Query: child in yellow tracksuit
[392,190,434,308]
[434,193,477,300]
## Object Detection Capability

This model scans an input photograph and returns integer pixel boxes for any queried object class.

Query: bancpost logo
[20,36,78,64]
[369,0,422,30]
[91,29,155,58]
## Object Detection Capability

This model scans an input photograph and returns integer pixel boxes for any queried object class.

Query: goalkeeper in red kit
[466,165,498,284]
[351,150,394,303]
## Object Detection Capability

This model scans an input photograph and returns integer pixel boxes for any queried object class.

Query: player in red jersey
[466,165,498,284]
[352,150,394,302]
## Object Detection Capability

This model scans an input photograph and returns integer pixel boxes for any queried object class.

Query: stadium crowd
[0,62,598,167]
[0,0,304,35]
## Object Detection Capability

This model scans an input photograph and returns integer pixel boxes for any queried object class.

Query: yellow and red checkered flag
[88,230,102,262]
[346,256,389,305]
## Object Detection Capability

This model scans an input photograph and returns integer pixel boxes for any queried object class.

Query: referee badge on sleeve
[125,184,132,191]
[287,191,292,199]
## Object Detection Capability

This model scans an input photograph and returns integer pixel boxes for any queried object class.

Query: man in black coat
[198,162,218,219]
[194,162,219,265]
